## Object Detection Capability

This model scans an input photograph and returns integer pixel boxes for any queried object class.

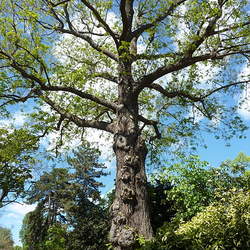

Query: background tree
[20,143,110,250]
[0,0,249,248]
[20,203,49,250]
[148,180,175,233]
[153,153,250,222]
[0,128,38,207]
[135,153,250,249]
[0,226,14,250]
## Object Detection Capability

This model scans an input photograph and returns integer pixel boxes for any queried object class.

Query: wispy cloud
[237,64,250,120]
[6,203,36,216]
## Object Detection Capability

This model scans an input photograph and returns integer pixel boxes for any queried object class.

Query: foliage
[43,224,67,250]
[0,226,14,250]
[19,203,49,250]
[0,128,38,207]
[153,153,250,221]
[155,190,250,250]
[0,0,249,157]
[148,180,175,232]
[137,153,250,249]
[13,247,23,250]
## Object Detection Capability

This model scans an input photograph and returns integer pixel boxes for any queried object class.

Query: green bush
[146,190,250,250]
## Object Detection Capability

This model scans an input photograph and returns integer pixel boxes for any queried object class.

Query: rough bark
[109,76,153,249]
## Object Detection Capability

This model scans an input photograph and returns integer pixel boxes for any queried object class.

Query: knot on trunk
[114,134,130,151]
[113,213,127,225]
[120,169,131,183]
[110,200,120,214]
[117,227,137,248]
[121,187,136,202]
[109,226,137,249]
[124,155,139,167]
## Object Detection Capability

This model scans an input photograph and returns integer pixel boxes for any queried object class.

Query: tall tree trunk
[109,103,153,249]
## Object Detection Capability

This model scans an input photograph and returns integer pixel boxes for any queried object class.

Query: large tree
[0,0,249,248]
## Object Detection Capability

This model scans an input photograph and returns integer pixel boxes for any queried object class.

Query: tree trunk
[109,103,153,249]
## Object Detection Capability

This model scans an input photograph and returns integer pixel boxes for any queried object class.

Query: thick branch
[56,28,118,61]
[3,53,119,112]
[90,72,118,83]
[136,49,250,90]
[42,85,118,112]
[140,80,250,103]
[47,0,71,7]
[138,115,161,139]
[134,52,180,61]
[0,91,37,107]
[120,0,135,40]
[141,83,202,102]
[213,20,250,36]
[43,96,115,133]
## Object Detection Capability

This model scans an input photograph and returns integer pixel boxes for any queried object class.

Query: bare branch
[47,0,71,7]
[0,90,37,107]
[203,80,250,99]
[137,114,161,139]
[90,72,118,83]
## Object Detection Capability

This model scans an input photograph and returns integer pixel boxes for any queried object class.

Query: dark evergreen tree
[20,142,109,249]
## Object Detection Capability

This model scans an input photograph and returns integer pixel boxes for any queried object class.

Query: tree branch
[140,83,202,102]
[2,52,119,112]
[56,28,118,61]
[138,80,250,104]
[135,49,250,90]
[134,52,180,61]
[137,115,161,139]
[47,0,71,7]
[80,0,119,45]
[42,85,118,112]
[132,0,187,38]
[43,96,115,134]
[213,20,250,36]
[120,0,135,40]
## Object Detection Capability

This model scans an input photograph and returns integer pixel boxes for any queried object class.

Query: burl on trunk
[109,106,153,249]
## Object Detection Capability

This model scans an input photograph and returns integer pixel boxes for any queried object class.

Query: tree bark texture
[109,80,153,249]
